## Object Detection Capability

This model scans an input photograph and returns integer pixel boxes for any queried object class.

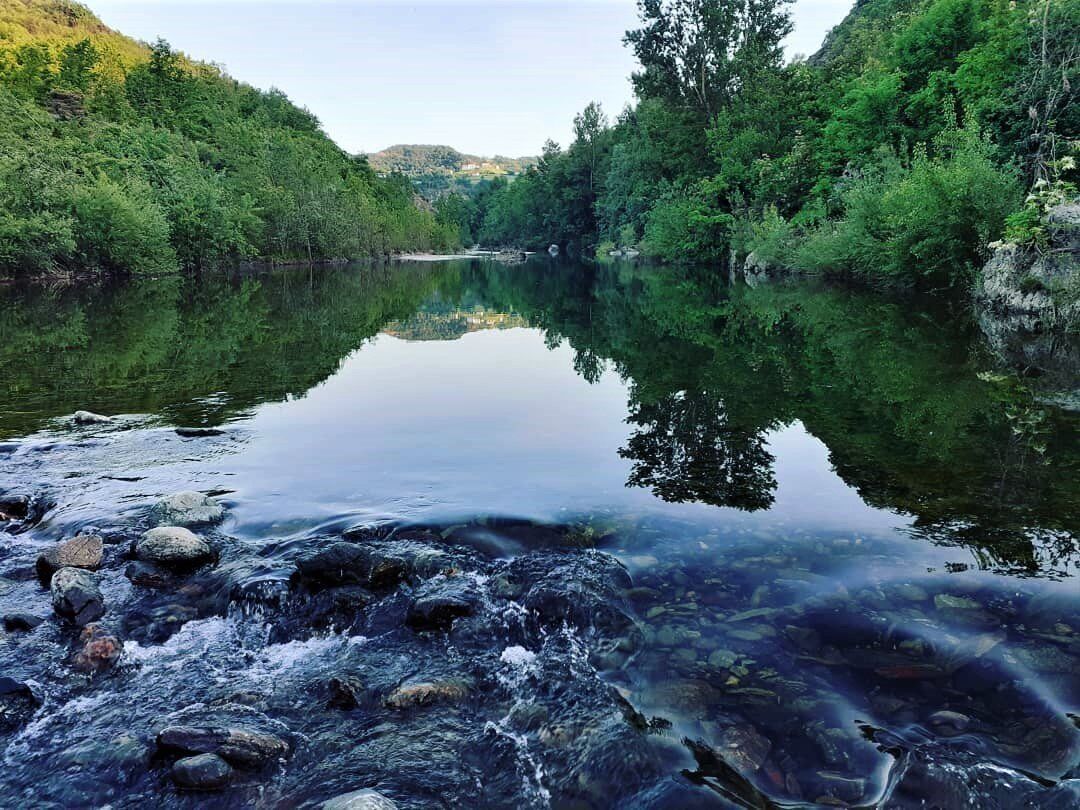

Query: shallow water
[0,260,1077,808]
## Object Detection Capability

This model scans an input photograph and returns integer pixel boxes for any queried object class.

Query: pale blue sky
[86,1,852,157]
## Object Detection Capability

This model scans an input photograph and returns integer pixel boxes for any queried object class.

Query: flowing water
[0,260,1078,809]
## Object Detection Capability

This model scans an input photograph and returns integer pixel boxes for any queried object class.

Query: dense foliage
[0,0,459,276]
[477,0,1078,289]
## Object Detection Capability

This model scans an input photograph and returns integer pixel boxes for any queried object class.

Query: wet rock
[36,533,103,580]
[71,624,122,673]
[175,427,225,437]
[2,613,43,632]
[155,491,225,527]
[125,561,173,588]
[156,725,288,769]
[0,677,39,734]
[385,680,469,709]
[135,527,212,568]
[73,410,111,425]
[0,494,30,521]
[51,567,105,626]
[934,594,981,611]
[715,725,771,774]
[405,592,474,632]
[815,772,866,804]
[927,710,971,737]
[321,789,399,810]
[171,753,232,790]
[327,675,366,709]
[295,542,408,590]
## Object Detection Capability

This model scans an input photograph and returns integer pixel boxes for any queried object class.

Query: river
[0,259,1077,808]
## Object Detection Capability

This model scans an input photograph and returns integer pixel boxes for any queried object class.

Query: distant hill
[368,144,537,198]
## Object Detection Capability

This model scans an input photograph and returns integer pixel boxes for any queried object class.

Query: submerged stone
[71,624,122,673]
[385,680,469,709]
[156,725,288,769]
[2,613,43,632]
[321,789,399,810]
[0,677,39,734]
[171,753,232,790]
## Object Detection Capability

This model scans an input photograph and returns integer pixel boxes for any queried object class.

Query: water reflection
[1,260,1077,573]
[1,260,1078,808]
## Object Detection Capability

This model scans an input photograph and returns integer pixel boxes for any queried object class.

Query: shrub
[69,175,177,275]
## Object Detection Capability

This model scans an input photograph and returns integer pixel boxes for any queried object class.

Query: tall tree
[624,0,793,118]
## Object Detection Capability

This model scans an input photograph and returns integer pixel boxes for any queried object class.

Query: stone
[36,533,103,580]
[934,594,981,611]
[175,427,225,437]
[51,567,105,626]
[71,624,122,673]
[0,494,30,521]
[327,676,366,709]
[295,542,407,590]
[155,491,225,527]
[405,594,474,631]
[156,725,288,769]
[135,527,212,568]
[384,680,468,709]
[171,753,232,790]
[927,710,971,737]
[816,772,867,803]
[125,561,173,588]
[2,613,43,632]
[321,789,399,810]
[73,410,112,425]
[716,725,771,774]
[0,677,39,734]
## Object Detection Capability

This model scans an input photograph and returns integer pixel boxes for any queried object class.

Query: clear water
[0,260,1077,808]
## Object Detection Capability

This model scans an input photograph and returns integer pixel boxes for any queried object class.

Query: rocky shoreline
[0,411,1078,807]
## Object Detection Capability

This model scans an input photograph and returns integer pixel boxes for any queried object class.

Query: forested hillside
[477,0,1078,292]
[0,0,459,276]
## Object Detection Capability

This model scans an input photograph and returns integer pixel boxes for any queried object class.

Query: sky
[86,1,853,158]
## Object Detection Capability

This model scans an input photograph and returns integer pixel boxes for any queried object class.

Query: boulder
[295,542,407,590]
[0,677,39,734]
[71,624,123,673]
[73,410,111,425]
[171,753,232,790]
[51,567,105,626]
[156,725,288,769]
[36,533,103,580]
[321,789,399,810]
[135,527,212,568]
[154,491,225,527]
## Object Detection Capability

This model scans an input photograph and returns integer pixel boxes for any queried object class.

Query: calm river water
[0,259,1077,808]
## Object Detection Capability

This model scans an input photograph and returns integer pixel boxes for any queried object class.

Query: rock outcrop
[978,202,1080,333]
[977,201,1080,409]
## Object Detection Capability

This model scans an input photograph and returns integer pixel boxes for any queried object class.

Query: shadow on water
[0,259,1077,808]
